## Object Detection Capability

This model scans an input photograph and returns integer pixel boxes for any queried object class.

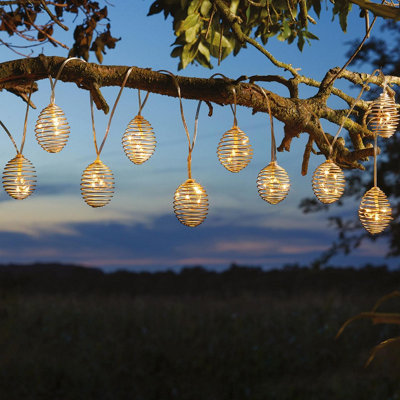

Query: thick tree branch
[0,55,394,171]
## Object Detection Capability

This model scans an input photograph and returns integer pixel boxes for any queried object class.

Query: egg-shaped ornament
[312,159,345,204]
[257,161,290,205]
[35,103,70,153]
[174,179,209,227]
[217,125,253,173]
[122,115,156,164]
[81,158,115,208]
[358,186,392,234]
[3,154,36,200]
[367,91,399,138]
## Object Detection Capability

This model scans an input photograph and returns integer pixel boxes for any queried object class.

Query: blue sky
[0,0,396,271]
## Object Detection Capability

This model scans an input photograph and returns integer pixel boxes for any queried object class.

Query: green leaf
[188,0,201,15]
[198,40,210,62]
[181,42,197,69]
[176,13,200,35]
[200,0,212,17]
[297,32,305,51]
[311,0,321,17]
[170,46,183,58]
[185,22,200,43]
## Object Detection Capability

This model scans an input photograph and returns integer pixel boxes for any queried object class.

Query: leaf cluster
[148,0,352,69]
[0,1,119,62]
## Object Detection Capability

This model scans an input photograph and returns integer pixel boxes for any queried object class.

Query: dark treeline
[0,262,399,297]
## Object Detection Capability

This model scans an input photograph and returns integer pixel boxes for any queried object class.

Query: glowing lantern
[257,161,290,204]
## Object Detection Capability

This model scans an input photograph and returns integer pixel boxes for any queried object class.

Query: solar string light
[35,57,85,153]
[217,86,253,173]
[255,87,290,205]
[81,67,133,208]
[1,85,36,200]
[122,89,157,164]
[358,131,392,234]
[159,70,209,227]
[365,74,399,139]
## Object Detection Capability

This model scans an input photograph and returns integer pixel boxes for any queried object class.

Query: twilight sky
[0,1,396,271]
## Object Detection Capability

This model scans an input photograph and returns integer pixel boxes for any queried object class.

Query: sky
[0,0,397,272]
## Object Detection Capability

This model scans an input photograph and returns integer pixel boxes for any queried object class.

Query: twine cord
[138,89,150,116]
[373,132,378,187]
[50,57,86,104]
[0,120,19,153]
[158,70,202,179]
[90,67,134,157]
[20,81,34,155]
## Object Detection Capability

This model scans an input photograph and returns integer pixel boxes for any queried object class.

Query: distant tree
[300,20,400,267]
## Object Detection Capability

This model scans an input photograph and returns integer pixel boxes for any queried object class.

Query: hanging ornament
[312,160,345,204]
[257,161,290,204]
[122,90,156,164]
[359,186,392,234]
[81,67,133,208]
[0,84,36,200]
[358,129,392,234]
[255,87,290,205]
[81,157,114,208]
[174,178,209,227]
[217,88,253,172]
[35,58,84,153]
[366,89,399,139]
[160,70,208,227]
[3,154,36,200]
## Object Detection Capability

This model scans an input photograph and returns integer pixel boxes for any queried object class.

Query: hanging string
[49,57,86,104]
[252,85,276,162]
[19,81,34,155]
[138,89,150,115]
[328,68,381,158]
[158,69,202,179]
[0,120,19,153]
[90,67,134,157]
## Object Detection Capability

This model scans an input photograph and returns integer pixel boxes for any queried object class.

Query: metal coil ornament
[35,103,70,153]
[257,161,290,204]
[217,125,253,172]
[312,160,345,204]
[359,186,392,235]
[366,91,399,138]
[122,115,156,164]
[173,179,209,227]
[3,154,36,200]
[81,158,115,208]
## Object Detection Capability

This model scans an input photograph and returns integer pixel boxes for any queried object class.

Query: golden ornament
[81,158,114,208]
[312,159,345,204]
[122,115,156,164]
[35,103,70,153]
[367,91,399,138]
[217,125,253,173]
[3,154,36,200]
[359,186,392,234]
[257,161,290,204]
[173,178,208,227]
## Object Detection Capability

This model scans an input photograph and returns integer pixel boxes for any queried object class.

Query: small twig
[301,135,314,175]
[39,0,68,31]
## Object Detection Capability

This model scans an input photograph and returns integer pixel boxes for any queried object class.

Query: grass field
[0,264,399,399]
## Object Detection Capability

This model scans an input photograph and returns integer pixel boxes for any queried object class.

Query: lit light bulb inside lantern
[81,158,114,208]
[173,178,208,227]
[359,186,392,234]
[312,160,345,204]
[35,103,70,153]
[122,115,156,165]
[257,161,290,204]
[217,126,253,173]
[367,91,399,138]
[2,154,36,200]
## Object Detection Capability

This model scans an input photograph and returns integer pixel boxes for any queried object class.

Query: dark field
[1,264,400,399]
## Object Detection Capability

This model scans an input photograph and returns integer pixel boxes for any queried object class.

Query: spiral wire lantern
[122,90,156,164]
[366,89,399,139]
[35,58,85,153]
[159,70,209,227]
[0,85,37,200]
[81,67,133,208]
[358,130,392,234]
[312,160,345,204]
[255,87,290,204]
[217,88,253,172]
